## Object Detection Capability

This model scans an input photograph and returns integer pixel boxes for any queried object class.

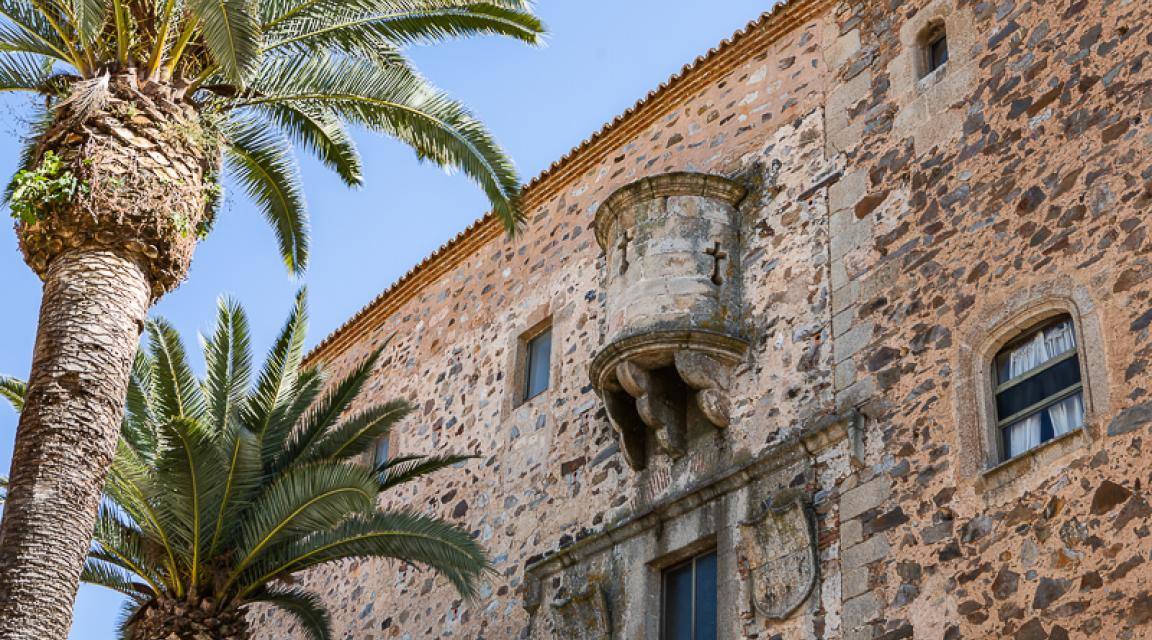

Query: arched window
[993,315,1085,461]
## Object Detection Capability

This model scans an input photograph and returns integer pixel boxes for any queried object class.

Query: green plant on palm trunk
[0,2,541,634]
[1,293,486,640]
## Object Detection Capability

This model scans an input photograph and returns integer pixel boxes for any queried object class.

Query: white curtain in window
[1042,320,1076,357]
[1004,331,1048,457]
[1005,414,1042,458]
[1007,319,1075,379]
[1002,319,1078,458]
[1047,391,1085,437]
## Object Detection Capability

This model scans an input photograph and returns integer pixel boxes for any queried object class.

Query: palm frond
[231,461,376,577]
[246,586,331,640]
[190,0,262,84]
[201,296,252,436]
[122,351,158,462]
[239,55,523,232]
[244,102,362,186]
[152,416,227,592]
[259,364,323,470]
[0,0,76,63]
[71,0,107,47]
[0,375,26,412]
[147,319,208,421]
[224,115,309,273]
[277,347,383,469]
[205,422,261,558]
[271,1,544,48]
[376,454,474,492]
[81,558,153,600]
[305,400,409,463]
[104,440,185,592]
[240,289,308,445]
[236,510,489,600]
[91,507,169,595]
[0,52,52,91]
[115,599,147,640]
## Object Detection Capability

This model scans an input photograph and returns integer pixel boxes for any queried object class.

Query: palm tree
[0,1,541,635]
[1,293,486,640]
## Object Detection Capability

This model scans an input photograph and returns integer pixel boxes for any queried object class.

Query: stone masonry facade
[253,0,1152,638]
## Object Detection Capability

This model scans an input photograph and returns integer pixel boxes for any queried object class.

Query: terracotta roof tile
[306,0,822,365]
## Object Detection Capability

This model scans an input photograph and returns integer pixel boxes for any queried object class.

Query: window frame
[953,289,1109,491]
[372,434,391,469]
[985,312,1090,465]
[918,22,949,78]
[925,30,948,74]
[523,325,553,401]
[660,549,717,640]
[511,316,554,409]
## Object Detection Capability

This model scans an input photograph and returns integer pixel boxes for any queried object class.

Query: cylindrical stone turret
[590,172,750,470]
[594,172,748,345]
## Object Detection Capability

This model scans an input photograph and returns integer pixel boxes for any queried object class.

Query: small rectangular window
[373,436,390,468]
[927,32,948,72]
[524,327,552,400]
[662,551,717,640]
[994,317,1085,461]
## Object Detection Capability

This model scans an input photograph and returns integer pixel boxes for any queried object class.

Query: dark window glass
[663,550,717,640]
[995,355,1081,419]
[525,327,552,400]
[663,562,694,640]
[993,316,1085,461]
[373,437,389,468]
[693,552,717,640]
[926,31,948,73]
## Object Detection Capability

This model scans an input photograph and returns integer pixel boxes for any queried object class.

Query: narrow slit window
[993,316,1085,461]
[924,27,949,75]
[373,436,390,468]
[524,327,552,400]
[662,550,717,640]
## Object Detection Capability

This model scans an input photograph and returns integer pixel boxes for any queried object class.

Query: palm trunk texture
[128,599,250,640]
[0,250,150,639]
[0,74,213,639]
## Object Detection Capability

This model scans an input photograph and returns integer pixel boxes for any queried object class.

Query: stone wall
[252,0,1152,638]
[823,0,1152,638]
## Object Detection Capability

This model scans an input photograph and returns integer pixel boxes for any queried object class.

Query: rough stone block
[841,515,863,548]
[836,357,857,390]
[829,170,869,214]
[831,258,849,290]
[843,534,891,570]
[824,28,862,71]
[835,320,874,364]
[842,565,869,599]
[826,72,873,133]
[841,476,891,521]
[833,306,856,338]
[842,591,882,630]
[832,281,860,315]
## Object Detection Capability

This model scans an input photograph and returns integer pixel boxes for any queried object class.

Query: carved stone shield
[738,488,818,620]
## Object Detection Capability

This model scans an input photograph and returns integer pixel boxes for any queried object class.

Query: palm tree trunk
[128,599,249,640]
[0,74,215,639]
[0,249,151,639]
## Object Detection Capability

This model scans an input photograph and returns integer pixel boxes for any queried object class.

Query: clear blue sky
[0,2,769,636]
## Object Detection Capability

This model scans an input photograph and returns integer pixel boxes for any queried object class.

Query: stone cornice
[304,0,832,368]
[592,172,748,251]
[522,413,849,584]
